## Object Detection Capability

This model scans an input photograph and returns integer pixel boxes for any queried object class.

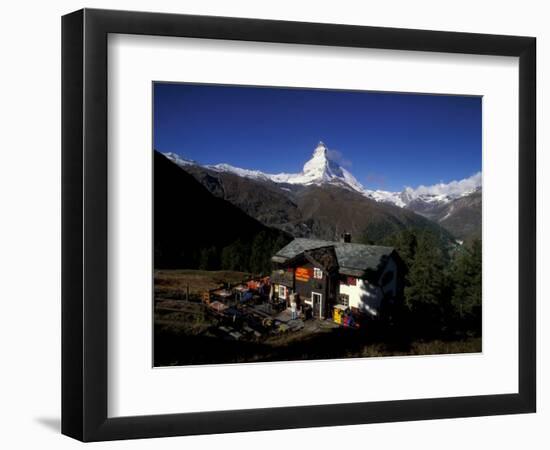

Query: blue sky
[154,83,481,192]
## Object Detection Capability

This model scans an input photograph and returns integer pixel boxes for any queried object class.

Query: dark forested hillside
[154,151,291,272]
[379,229,482,338]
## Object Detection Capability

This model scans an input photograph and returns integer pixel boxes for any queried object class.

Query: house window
[313,268,323,279]
[338,293,349,307]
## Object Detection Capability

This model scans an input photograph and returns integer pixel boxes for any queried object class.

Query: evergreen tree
[382,229,418,269]
[404,231,447,335]
[220,244,234,271]
[220,231,290,274]
[274,234,291,253]
[450,239,482,334]
[250,231,271,274]
[198,245,218,270]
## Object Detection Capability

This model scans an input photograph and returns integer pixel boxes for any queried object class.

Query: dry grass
[154,269,251,300]
[155,305,211,335]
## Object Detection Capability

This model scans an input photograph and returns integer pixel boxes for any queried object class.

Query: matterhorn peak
[313,141,328,156]
[303,141,333,177]
[294,142,364,192]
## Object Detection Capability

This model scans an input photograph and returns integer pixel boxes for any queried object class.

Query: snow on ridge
[163,152,196,166]
[162,146,481,208]
[365,189,406,208]
[166,142,367,194]
[207,163,273,181]
[402,172,482,204]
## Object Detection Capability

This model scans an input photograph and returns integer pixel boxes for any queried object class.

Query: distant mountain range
[409,189,482,242]
[164,141,481,208]
[164,142,481,243]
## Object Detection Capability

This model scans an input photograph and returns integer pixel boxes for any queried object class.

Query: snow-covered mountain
[273,142,365,191]
[201,142,365,192]
[399,172,482,205]
[163,142,481,209]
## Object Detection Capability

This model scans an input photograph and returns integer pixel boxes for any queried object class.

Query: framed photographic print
[62,8,536,442]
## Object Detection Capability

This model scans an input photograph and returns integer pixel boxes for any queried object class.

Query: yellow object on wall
[333,306,344,325]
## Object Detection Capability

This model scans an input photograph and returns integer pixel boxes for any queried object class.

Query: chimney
[341,232,352,243]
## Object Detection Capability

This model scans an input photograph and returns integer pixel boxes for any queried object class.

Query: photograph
[153,83,482,367]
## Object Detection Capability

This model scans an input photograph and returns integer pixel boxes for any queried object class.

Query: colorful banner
[295,267,310,282]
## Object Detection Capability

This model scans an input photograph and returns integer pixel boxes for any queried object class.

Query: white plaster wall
[339,279,383,316]
[338,257,399,316]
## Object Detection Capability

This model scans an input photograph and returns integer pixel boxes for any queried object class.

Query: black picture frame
[62,8,536,442]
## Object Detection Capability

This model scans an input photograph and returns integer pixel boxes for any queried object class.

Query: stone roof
[304,246,339,273]
[272,238,395,278]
